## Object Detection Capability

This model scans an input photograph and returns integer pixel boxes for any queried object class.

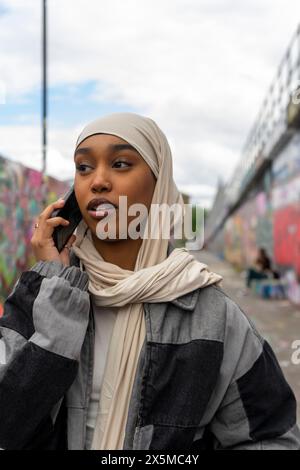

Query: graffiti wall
[272,181,300,275]
[224,190,273,269]
[270,135,300,303]
[0,155,70,308]
[220,133,300,304]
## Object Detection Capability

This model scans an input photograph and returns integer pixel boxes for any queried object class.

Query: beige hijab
[71,112,222,450]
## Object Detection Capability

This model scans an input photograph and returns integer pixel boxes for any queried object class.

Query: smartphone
[50,185,82,252]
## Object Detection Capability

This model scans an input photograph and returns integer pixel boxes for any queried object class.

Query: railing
[227,24,300,206]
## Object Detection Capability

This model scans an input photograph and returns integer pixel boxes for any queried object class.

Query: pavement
[192,249,300,424]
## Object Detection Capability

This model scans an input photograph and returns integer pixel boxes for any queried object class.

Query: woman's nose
[90,168,112,192]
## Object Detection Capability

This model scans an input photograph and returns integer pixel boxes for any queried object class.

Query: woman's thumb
[69,234,77,246]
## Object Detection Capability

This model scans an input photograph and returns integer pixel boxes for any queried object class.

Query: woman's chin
[90,229,125,243]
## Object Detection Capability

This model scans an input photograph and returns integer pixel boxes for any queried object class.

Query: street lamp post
[42,0,47,203]
[41,0,47,208]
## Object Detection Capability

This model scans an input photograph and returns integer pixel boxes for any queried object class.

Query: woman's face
[74,133,157,241]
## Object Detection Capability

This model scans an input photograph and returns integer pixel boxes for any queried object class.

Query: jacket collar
[170,289,199,311]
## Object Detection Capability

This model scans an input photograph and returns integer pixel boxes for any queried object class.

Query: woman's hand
[31,198,76,267]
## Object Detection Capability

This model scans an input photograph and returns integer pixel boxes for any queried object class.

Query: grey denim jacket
[0,244,299,450]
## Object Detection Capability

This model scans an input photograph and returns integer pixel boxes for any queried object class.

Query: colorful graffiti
[0,155,70,305]
[273,204,300,276]
[219,133,300,304]
[224,191,273,269]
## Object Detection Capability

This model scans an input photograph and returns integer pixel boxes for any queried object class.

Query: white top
[85,301,118,450]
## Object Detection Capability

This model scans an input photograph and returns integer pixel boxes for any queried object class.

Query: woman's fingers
[45,217,70,228]
[31,198,71,265]
[66,234,77,246]
[59,234,77,266]
[39,198,65,221]
[61,234,76,250]
[34,217,69,243]
[37,199,69,237]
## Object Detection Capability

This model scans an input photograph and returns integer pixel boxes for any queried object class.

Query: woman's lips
[87,204,117,220]
[87,209,108,219]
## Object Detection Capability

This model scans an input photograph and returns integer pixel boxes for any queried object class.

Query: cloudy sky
[0,0,300,207]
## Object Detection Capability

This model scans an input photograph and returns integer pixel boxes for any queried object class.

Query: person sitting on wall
[246,247,279,288]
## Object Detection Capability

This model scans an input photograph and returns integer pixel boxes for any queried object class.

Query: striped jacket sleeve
[0,260,90,450]
[209,293,300,450]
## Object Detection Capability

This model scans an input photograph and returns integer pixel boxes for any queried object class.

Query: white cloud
[0,124,77,180]
[1,0,300,207]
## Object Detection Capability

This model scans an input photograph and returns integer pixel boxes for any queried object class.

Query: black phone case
[51,187,82,253]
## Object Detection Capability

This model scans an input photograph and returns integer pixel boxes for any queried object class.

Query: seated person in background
[246,248,278,288]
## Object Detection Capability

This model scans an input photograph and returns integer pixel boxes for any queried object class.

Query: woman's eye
[76,160,131,172]
[113,160,131,169]
[76,164,92,173]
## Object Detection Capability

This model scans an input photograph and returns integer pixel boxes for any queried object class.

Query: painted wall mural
[0,155,70,311]
[220,133,300,304]
[272,199,300,276]
[224,191,273,270]
[271,175,300,302]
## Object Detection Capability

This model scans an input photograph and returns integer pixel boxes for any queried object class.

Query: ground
[192,249,300,424]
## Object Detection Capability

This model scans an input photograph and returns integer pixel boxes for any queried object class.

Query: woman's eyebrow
[74,147,90,158]
[108,143,139,154]
[74,143,139,159]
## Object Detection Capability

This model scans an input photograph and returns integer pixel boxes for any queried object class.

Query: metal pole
[298,23,300,82]
[42,0,47,176]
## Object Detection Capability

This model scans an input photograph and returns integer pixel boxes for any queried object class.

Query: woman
[0,112,299,450]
